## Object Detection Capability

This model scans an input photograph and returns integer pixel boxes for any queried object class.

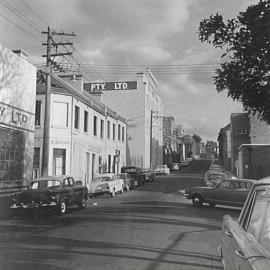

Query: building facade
[0,45,36,193]
[34,72,126,185]
[100,68,163,170]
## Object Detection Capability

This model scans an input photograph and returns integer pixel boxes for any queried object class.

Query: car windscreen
[29,180,61,189]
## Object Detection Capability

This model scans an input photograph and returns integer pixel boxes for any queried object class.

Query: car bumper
[11,201,57,209]
[184,193,191,199]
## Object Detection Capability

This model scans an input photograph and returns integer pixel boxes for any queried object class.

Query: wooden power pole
[41,27,76,176]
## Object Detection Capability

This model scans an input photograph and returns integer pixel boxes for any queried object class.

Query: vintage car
[117,173,134,191]
[10,175,88,215]
[219,177,270,270]
[87,173,124,198]
[120,166,146,186]
[154,165,170,176]
[142,168,156,182]
[184,179,255,208]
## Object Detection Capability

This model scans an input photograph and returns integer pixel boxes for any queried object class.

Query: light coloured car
[87,173,124,198]
[219,177,270,270]
[154,165,170,176]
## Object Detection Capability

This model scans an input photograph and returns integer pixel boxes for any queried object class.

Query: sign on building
[84,81,137,92]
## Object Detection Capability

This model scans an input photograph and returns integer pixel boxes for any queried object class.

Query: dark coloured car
[142,168,156,182]
[10,175,88,215]
[219,177,270,270]
[120,166,145,186]
[117,173,134,191]
[184,179,255,208]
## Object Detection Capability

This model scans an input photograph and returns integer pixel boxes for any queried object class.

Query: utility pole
[150,110,153,170]
[41,27,76,176]
[41,26,52,176]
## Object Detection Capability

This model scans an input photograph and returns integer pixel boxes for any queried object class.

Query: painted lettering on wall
[0,102,34,132]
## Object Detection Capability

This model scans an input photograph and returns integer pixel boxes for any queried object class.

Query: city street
[0,172,241,270]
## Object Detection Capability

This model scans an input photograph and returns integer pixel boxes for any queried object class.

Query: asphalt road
[0,172,241,270]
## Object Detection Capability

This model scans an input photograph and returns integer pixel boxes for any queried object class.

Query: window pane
[53,102,69,127]
[74,106,79,129]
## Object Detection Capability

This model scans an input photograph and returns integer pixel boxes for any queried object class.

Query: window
[122,126,125,142]
[53,101,68,127]
[218,181,231,189]
[93,116,97,136]
[35,100,41,126]
[53,148,66,175]
[84,110,88,132]
[107,121,110,138]
[100,119,104,138]
[247,188,270,250]
[0,127,23,181]
[98,156,102,174]
[118,124,121,140]
[74,106,80,129]
[113,124,115,140]
[33,147,40,168]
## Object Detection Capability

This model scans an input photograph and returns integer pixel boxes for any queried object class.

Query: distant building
[218,124,231,171]
[163,116,175,165]
[230,113,250,175]
[0,45,36,194]
[98,68,163,170]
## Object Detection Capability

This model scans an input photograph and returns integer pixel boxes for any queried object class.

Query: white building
[98,68,163,170]
[0,45,36,193]
[34,72,126,185]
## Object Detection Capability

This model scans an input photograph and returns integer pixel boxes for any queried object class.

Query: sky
[0,0,259,142]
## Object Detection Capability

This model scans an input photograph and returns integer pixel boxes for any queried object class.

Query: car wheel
[192,195,203,207]
[111,189,116,197]
[78,197,87,209]
[59,199,67,215]
[208,203,216,208]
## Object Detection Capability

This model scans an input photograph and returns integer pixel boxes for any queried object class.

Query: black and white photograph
[1,0,270,269]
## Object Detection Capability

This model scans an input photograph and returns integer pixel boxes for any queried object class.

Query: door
[92,153,96,179]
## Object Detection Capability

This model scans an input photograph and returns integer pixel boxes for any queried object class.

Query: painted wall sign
[0,102,34,132]
[84,81,137,92]
[87,145,102,154]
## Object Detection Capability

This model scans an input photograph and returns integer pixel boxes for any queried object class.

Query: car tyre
[208,203,216,208]
[111,189,116,197]
[59,199,67,215]
[78,197,87,209]
[192,195,203,207]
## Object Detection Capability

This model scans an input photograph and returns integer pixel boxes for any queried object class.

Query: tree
[193,134,202,143]
[198,0,270,123]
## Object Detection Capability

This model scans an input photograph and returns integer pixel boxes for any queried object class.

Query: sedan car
[10,175,88,215]
[184,179,255,207]
[117,173,134,191]
[219,177,270,270]
[154,165,170,176]
[87,173,124,198]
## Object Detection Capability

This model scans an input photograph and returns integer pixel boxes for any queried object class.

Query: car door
[62,178,73,205]
[208,180,232,204]
[229,181,249,206]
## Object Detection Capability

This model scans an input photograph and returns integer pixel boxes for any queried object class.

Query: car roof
[33,175,72,182]
[95,173,115,177]
[254,176,270,185]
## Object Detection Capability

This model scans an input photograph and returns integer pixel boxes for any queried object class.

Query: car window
[218,181,231,189]
[47,180,61,188]
[101,176,111,182]
[246,187,270,250]
[30,182,39,189]
[63,178,70,186]
[69,178,75,185]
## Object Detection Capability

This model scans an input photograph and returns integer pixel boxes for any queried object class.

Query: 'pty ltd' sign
[84,81,137,92]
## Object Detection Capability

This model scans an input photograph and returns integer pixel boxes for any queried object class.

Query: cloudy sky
[0,0,258,141]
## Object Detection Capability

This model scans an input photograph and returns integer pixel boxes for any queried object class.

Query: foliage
[198,0,270,123]
[193,134,202,143]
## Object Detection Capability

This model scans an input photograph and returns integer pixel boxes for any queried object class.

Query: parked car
[154,165,170,176]
[117,173,134,191]
[180,160,191,167]
[184,178,255,208]
[87,173,124,198]
[219,177,270,270]
[120,166,146,186]
[203,170,233,187]
[170,163,180,171]
[10,175,88,215]
[142,168,156,182]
